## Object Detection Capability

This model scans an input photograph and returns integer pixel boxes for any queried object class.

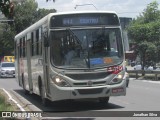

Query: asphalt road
[0,77,160,120]
[0,77,21,90]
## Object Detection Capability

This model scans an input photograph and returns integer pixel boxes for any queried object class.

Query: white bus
[14,11,126,106]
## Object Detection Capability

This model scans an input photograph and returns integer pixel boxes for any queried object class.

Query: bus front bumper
[50,79,126,101]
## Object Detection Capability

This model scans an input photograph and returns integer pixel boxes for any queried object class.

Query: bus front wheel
[39,80,48,107]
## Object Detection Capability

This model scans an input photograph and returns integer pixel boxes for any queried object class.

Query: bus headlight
[52,76,70,87]
[109,73,124,85]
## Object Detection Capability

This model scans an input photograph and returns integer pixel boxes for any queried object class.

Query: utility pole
[74,4,98,10]
[0,19,14,22]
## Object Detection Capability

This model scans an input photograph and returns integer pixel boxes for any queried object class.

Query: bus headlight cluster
[109,73,124,85]
[52,76,70,87]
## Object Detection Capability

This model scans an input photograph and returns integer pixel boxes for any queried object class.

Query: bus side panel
[23,58,29,91]
[25,40,33,92]
[15,46,22,87]
[31,56,43,95]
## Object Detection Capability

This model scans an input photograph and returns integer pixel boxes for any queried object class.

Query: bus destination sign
[50,13,119,27]
[63,17,99,26]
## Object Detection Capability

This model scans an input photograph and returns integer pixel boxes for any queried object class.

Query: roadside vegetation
[127,1,160,73]
[0,90,18,120]
[0,90,16,111]
[0,0,56,57]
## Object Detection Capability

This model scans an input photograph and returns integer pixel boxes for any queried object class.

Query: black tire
[99,97,109,104]
[39,80,48,107]
[126,80,129,87]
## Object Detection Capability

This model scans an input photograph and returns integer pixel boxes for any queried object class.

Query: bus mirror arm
[44,36,49,47]
[43,32,49,47]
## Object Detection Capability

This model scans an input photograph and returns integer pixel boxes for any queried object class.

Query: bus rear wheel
[22,74,29,95]
[98,97,109,104]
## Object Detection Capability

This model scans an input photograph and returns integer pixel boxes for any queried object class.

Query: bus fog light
[52,76,70,87]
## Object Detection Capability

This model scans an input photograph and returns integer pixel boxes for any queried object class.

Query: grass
[0,92,15,111]
[0,90,17,120]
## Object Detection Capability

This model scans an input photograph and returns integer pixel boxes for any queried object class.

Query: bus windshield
[50,28,123,69]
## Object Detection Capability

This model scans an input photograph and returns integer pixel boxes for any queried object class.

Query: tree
[143,1,160,23]
[13,0,56,34]
[0,23,15,56]
[0,0,14,18]
[127,1,160,73]
[13,0,38,34]
[35,8,56,22]
[0,0,56,56]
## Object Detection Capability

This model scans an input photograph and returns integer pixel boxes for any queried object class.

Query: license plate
[112,88,124,93]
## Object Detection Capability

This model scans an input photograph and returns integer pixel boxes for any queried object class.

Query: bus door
[43,32,50,95]
[26,40,33,92]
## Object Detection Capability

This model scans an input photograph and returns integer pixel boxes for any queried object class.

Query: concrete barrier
[127,70,160,81]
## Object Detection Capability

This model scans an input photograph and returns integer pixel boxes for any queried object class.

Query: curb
[10,90,42,111]
[2,88,25,112]
[1,88,42,120]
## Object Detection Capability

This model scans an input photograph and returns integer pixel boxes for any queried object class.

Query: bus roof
[14,11,118,40]
[48,10,117,16]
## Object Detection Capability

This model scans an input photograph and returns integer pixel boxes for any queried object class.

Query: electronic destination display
[50,13,119,27]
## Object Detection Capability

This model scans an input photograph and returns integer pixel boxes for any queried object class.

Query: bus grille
[74,81,106,86]
[66,72,111,80]
[77,88,103,95]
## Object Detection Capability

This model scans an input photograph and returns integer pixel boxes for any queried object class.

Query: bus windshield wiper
[66,28,90,68]
[67,28,82,46]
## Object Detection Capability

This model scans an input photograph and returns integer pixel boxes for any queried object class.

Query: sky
[36,0,160,18]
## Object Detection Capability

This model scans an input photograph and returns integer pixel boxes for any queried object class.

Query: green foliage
[0,23,15,56]
[36,8,56,20]
[127,1,160,70]
[0,0,56,56]
[13,0,56,34]
[13,0,38,34]
[143,1,160,23]
[0,0,10,17]
[0,92,15,111]
[0,0,14,18]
